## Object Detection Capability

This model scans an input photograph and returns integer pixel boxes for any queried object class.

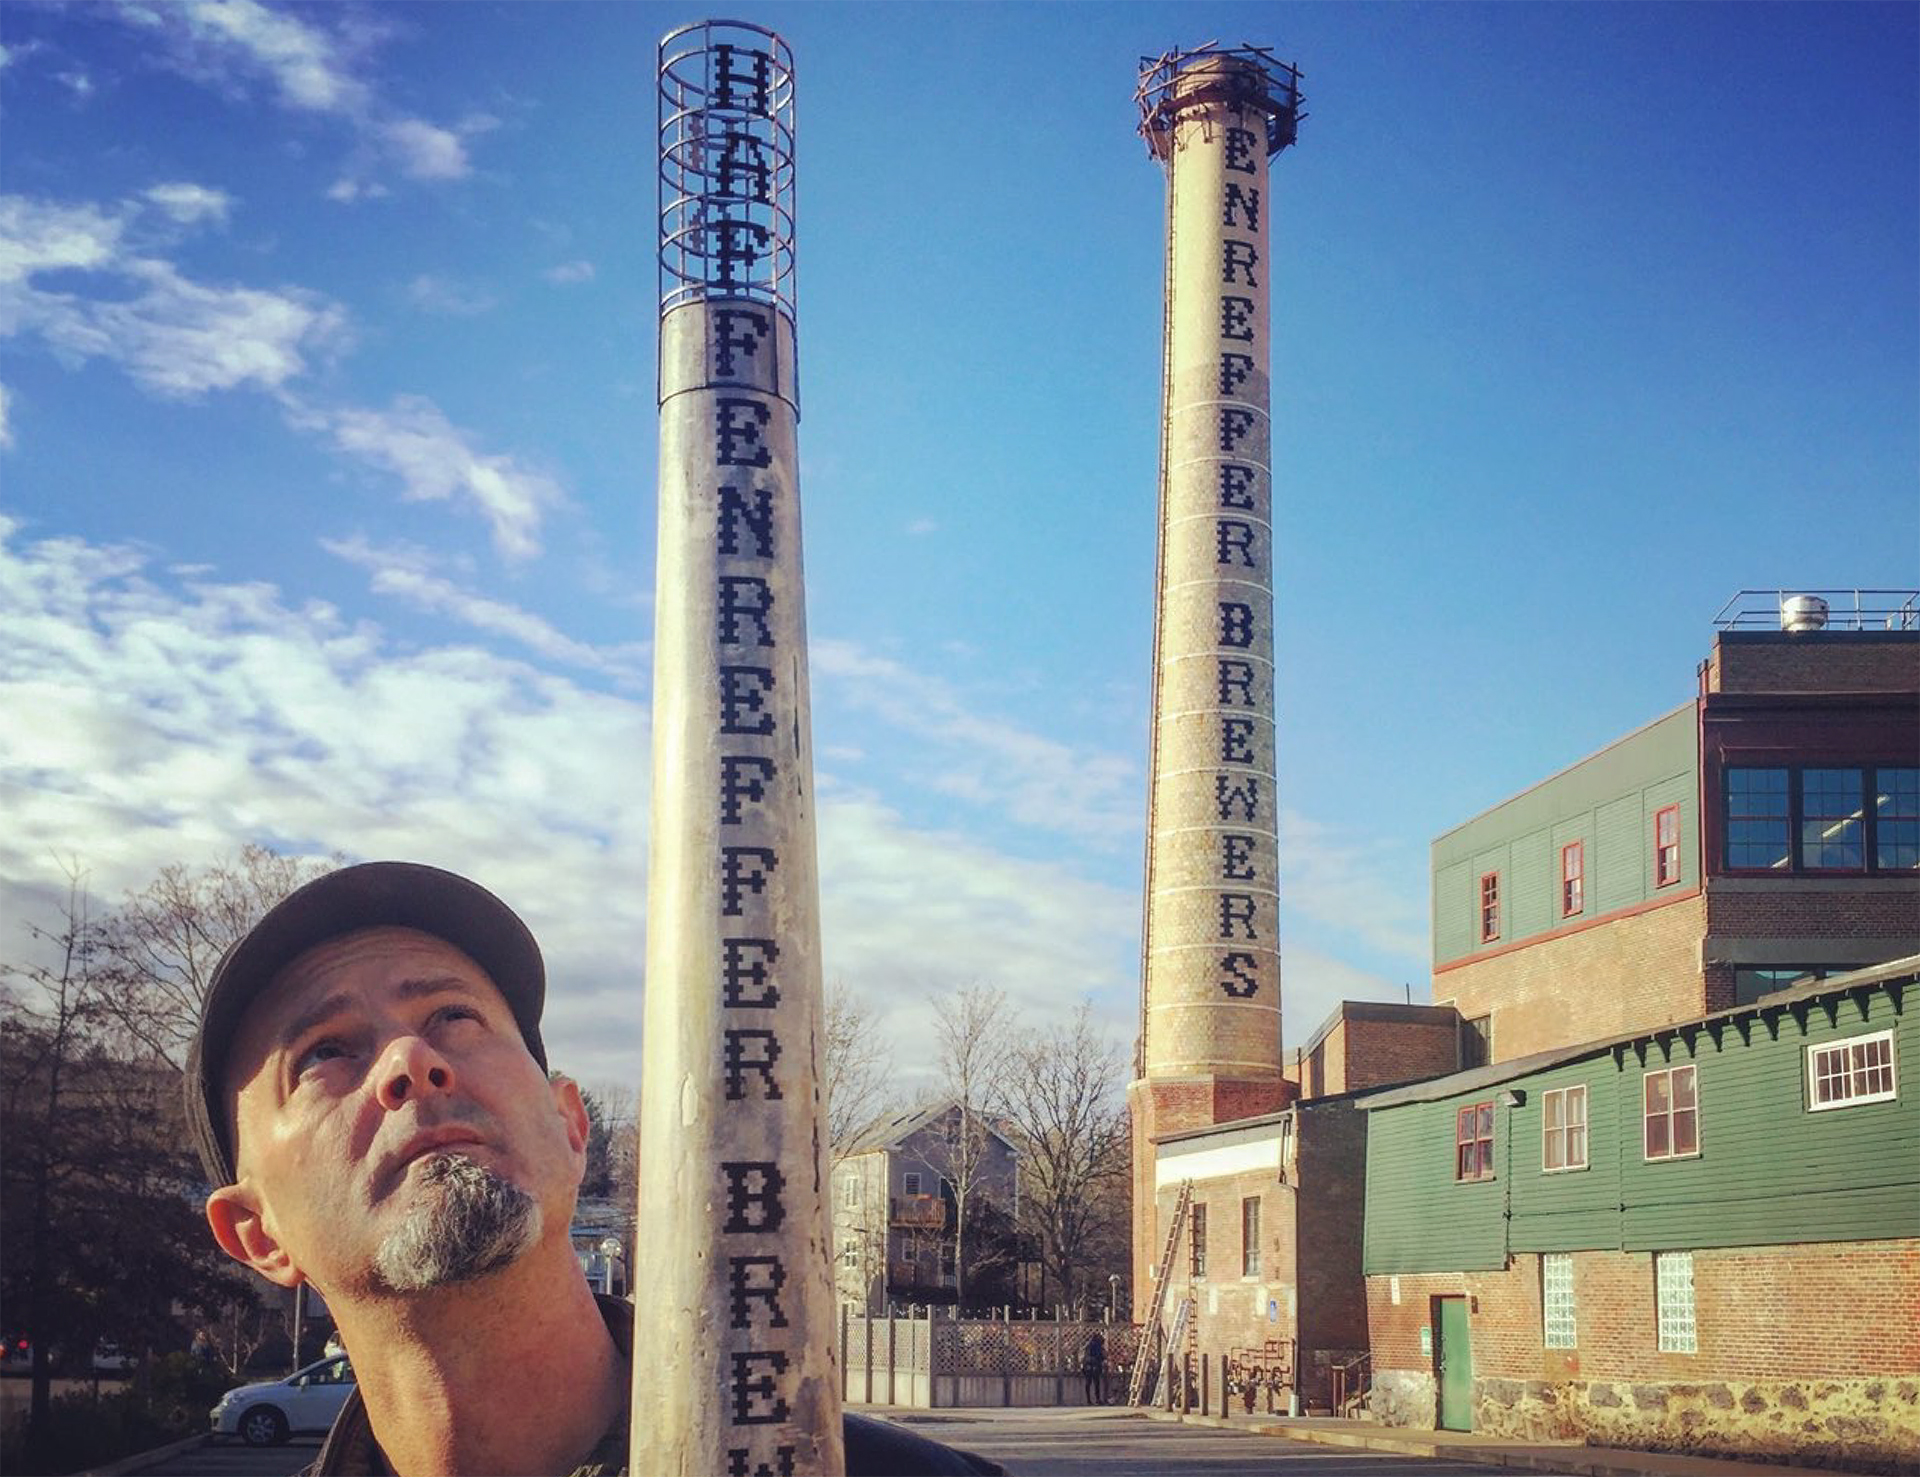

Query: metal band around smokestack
[638,22,843,1477]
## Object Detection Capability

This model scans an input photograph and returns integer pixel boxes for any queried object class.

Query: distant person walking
[1082,1330,1107,1404]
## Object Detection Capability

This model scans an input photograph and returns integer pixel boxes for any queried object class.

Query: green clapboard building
[1358,957,1918,1471]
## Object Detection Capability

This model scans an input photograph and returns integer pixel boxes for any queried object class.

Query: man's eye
[432,1003,483,1027]
[294,1039,350,1074]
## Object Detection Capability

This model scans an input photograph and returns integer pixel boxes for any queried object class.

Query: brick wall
[1366,1241,1920,1470]
[1434,895,1707,1061]
[1339,1016,1462,1093]
[1129,1076,1290,1308]
[1707,633,1920,696]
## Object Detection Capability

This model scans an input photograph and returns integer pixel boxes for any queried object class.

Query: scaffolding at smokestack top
[657,19,797,320]
[1135,41,1306,160]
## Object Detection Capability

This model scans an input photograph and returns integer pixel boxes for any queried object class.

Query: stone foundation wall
[1472,1375,1919,1473]
[1371,1367,1435,1428]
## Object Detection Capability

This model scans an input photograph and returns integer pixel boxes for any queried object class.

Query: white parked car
[210,1353,356,1446]
[91,1341,136,1373]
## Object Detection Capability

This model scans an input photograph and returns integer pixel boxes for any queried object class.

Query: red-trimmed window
[1644,1065,1699,1160]
[1455,1102,1495,1181]
[1655,805,1682,887]
[1561,842,1585,917]
[1479,872,1501,943]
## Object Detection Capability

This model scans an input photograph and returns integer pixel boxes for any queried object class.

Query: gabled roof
[835,1099,1019,1158]
[1359,954,1919,1111]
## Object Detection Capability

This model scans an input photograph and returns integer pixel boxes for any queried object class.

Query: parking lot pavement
[123,1434,319,1477]
[859,1405,1520,1477]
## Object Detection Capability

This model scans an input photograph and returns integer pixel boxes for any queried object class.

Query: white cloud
[56,69,95,100]
[0,196,122,284]
[24,253,344,398]
[309,397,563,561]
[325,177,390,204]
[323,536,643,680]
[382,118,468,181]
[405,273,494,317]
[123,1,472,193]
[0,383,12,449]
[0,521,1154,1088]
[812,637,1139,846]
[143,182,232,226]
[1277,809,1428,963]
[543,260,595,286]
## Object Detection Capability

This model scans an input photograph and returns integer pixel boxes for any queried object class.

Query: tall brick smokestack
[636,23,843,1477]
[1127,45,1304,1314]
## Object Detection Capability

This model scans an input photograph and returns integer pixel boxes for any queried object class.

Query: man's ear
[206,1185,304,1290]
[550,1074,591,1158]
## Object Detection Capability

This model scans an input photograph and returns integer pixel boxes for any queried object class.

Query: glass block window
[1655,1251,1696,1353]
[1456,1102,1495,1181]
[1644,1064,1699,1160]
[1241,1196,1262,1278]
[1561,842,1584,917]
[1542,1085,1588,1171]
[1807,1031,1898,1110]
[1800,768,1864,869]
[1876,768,1920,870]
[1542,1253,1576,1349]
[1654,805,1682,887]
[1724,768,1790,869]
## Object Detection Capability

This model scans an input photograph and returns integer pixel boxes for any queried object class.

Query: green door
[1436,1297,1472,1432]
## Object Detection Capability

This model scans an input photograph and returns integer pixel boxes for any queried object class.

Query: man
[188,861,1000,1476]
[1081,1330,1106,1406]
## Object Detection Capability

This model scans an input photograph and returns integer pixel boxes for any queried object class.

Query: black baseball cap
[185,861,548,1187]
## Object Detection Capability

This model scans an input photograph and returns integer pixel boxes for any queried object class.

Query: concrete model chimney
[636,23,843,1477]
[1128,43,1304,1307]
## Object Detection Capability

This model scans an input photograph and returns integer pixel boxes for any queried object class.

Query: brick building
[1432,614,1919,1062]
[1360,958,1919,1470]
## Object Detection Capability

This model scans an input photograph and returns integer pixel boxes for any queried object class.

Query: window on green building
[1542,1253,1576,1349]
[1479,871,1501,942]
[1654,805,1682,887]
[1655,1251,1696,1353]
[1643,1065,1698,1160]
[1560,842,1584,917]
[1806,1030,1897,1110]
[1542,1085,1587,1171]
[1455,1102,1494,1181]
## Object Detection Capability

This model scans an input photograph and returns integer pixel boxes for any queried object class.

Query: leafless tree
[824,979,895,1164]
[930,981,1014,1311]
[1001,1002,1131,1314]
[93,844,337,1068]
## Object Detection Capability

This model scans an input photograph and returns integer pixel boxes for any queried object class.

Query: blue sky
[3,2,1915,1091]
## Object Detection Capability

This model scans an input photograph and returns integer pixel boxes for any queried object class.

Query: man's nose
[375,1034,455,1110]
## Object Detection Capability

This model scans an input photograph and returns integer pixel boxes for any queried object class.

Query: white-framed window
[1542,1085,1588,1172]
[902,1171,922,1195]
[1541,1253,1576,1349]
[1643,1064,1699,1160]
[1806,1030,1898,1110]
[1655,1251,1696,1353]
[839,1239,858,1268]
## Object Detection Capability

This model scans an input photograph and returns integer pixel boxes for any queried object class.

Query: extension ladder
[1125,1179,1193,1406]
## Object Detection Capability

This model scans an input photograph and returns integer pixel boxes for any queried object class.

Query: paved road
[137,1408,1516,1477]
[868,1407,1515,1477]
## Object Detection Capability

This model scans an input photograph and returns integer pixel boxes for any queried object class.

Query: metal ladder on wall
[1126,1179,1193,1406]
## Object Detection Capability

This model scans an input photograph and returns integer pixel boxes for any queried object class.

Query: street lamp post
[597,1237,624,1297]
[1108,1274,1121,1323]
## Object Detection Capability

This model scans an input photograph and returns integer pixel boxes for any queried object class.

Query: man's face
[209,926,586,1299]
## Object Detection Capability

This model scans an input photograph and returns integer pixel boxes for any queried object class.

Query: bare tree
[930,982,1014,1312]
[824,979,894,1164]
[93,844,337,1068]
[1001,1002,1131,1313]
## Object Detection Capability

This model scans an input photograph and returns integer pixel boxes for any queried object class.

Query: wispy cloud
[406,273,495,317]
[144,182,232,226]
[543,260,595,286]
[0,383,13,449]
[303,397,563,561]
[812,637,1139,846]
[905,518,938,536]
[120,0,474,192]
[323,536,643,680]
[1,196,345,398]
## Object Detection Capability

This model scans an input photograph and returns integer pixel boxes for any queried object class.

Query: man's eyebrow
[277,976,482,1050]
